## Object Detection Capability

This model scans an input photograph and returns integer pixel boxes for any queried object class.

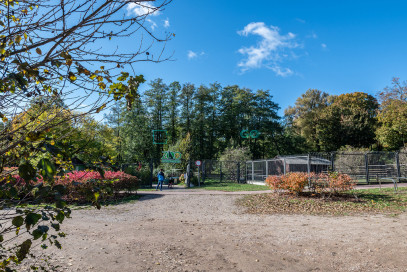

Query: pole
[396,152,401,182]
[220,162,223,182]
[365,153,370,185]
[265,160,269,180]
[149,158,153,188]
[252,161,254,182]
[237,162,240,183]
[307,153,311,187]
[331,152,335,172]
[202,160,206,183]
[198,164,201,187]
[187,160,191,188]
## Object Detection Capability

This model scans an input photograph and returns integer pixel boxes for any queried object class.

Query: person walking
[156,169,165,191]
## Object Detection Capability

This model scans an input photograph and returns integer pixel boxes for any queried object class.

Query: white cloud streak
[126,2,160,17]
[188,50,197,59]
[187,50,205,60]
[321,43,327,49]
[164,18,170,28]
[127,2,160,30]
[237,22,299,76]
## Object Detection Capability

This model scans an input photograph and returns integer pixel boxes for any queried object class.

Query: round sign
[195,160,202,166]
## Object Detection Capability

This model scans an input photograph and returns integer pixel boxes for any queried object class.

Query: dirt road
[45,192,407,272]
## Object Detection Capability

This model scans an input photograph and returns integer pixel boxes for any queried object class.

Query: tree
[144,78,169,160]
[0,0,172,269]
[285,89,331,151]
[167,81,181,145]
[179,83,195,137]
[317,92,378,151]
[376,78,407,150]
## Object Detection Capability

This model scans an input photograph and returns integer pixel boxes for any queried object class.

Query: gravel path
[37,191,407,272]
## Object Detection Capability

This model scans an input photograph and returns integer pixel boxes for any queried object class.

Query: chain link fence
[246,152,407,185]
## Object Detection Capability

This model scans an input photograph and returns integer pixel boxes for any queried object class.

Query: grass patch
[189,179,270,192]
[237,187,407,216]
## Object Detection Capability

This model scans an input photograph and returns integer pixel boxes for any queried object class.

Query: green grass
[238,187,407,216]
[188,179,270,192]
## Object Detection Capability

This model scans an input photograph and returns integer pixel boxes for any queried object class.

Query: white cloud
[188,50,197,59]
[296,18,306,24]
[126,2,160,17]
[237,22,299,76]
[321,43,327,49]
[164,18,170,28]
[187,50,205,60]
[147,18,157,30]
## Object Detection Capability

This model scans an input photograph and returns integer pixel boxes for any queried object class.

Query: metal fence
[246,152,407,185]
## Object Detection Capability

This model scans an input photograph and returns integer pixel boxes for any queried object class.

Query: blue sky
[123,0,407,114]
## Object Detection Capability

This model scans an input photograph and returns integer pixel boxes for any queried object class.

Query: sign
[152,130,168,144]
[161,151,182,163]
[240,129,261,139]
[195,160,202,166]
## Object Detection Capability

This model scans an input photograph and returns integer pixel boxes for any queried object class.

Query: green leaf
[55,240,62,249]
[37,158,56,181]
[12,216,24,227]
[25,213,42,229]
[0,235,3,242]
[18,162,36,182]
[55,211,65,223]
[32,229,42,240]
[51,223,60,231]
[16,239,32,261]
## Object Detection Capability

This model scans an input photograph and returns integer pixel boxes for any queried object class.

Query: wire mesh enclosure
[201,160,245,183]
[246,151,407,185]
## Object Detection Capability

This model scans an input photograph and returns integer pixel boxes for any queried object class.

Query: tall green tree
[376,78,407,149]
[285,89,331,151]
[167,81,181,145]
[179,83,195,137]
[317,92,378,150]
[144,78,169,159]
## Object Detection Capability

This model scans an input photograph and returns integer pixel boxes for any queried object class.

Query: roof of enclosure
[275,156,331,165]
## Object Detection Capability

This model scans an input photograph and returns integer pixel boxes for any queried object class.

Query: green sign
[161,151,182,163]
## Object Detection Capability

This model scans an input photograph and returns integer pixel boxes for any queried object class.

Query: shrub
[3,170,139,203]
[266,172,355,196]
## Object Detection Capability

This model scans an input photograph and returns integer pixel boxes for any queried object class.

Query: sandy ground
[38,190,407,272]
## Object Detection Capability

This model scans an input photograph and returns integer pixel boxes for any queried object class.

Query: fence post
[149,158,153,188]
[237,162,240,183]
[186,160,191,187]
[220,161,223,182]
[365,153,369,185]
[202,160,206,183]
[330,152,335,172]
[307,153,311,187]
[396,152,401,182]
[265,160,269,180]
[252,161,254,182]
[283,158,286,175]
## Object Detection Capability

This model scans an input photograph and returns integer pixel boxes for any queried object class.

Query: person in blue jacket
[156,169,165,191]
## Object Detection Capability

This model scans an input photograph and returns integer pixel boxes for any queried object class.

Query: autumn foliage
[266,172,355,195]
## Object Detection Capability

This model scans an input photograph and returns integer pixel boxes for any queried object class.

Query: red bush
[266,172,355,195]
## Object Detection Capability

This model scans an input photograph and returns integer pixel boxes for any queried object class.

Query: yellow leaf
[90,74,96,80]
[15,35,21,43]
[66,59,72,66]
[24,32,27,40]
[50,140,55,145]
[97,76,103,82]
[44,69,49,73]
[98,82,106,90]
[96,104,106,113]
[68,73,77,81]
[36,48,42,55]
